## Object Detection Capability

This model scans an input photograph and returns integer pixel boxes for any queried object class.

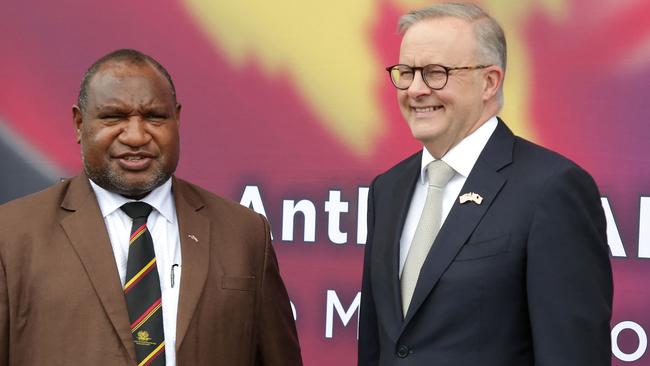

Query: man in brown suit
[0,49,302,365]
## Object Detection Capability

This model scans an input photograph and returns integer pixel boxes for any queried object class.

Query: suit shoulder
[0,178,73,246]
[510,136,599,194]
[512,136,588,173]
[0,179,70,221]
[173,178,263,223]
[173,178,270,255]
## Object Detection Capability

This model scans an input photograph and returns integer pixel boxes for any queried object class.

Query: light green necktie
[401,159,455,317]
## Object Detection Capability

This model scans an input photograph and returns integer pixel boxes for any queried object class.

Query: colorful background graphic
[1,0,649,364]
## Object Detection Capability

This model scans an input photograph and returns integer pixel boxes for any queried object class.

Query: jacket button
[396,345,409,358]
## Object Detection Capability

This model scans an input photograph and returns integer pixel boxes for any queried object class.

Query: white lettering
[240,185,273,239]
[612,321,647,361]
[601,198,626,257]
[240,185,268,217]
[638,197,650,258]
[325,290,361,339]
[290,301,297,321]
[357,187,368,244]
[325,190,349,244]
[282,200,316,242]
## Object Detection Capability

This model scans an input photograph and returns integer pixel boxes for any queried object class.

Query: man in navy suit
[358,3,612,365]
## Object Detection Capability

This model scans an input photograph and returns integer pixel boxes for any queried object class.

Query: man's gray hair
[398,3,507,105]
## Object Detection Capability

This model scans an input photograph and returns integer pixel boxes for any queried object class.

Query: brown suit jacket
[0,173,302,365]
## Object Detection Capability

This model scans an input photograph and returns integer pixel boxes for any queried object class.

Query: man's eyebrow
[141,102,168,108]
[93,104,131,115]
[93,99,126,108]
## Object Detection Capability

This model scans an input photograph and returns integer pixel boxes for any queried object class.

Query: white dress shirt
[399,116,498,276]
[90,178,182,365]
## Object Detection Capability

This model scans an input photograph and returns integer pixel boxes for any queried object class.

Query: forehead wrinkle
[93,99,163,110]
[91,99,170,116]
[87,72,173,113]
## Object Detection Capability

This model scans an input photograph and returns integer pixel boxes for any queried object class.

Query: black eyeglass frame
[385,64,492,90]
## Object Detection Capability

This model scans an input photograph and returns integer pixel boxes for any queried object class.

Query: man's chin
[114,185,157,200]
[115,176,171,198]
[411,129,443,145]
[85,166,172,199]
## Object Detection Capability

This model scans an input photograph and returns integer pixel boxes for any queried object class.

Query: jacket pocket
[221,275,257,291]
[455,233,509,261]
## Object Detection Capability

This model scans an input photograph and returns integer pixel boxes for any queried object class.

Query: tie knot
[121,202,153,219]
[426,160,455,188]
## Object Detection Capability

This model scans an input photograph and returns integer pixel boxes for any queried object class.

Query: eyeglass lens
[390,65,448,90]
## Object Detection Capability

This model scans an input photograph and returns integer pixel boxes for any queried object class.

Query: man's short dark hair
[77,49,177,112]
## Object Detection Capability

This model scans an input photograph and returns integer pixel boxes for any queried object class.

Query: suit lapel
[401,120,514,326]
[172,178,210,350]
[374,153,421,338]
[59,174,137,363]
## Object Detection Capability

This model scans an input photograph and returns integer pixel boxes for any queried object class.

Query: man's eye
[100,115,124,120]
[146,114,167,121]
[425,70,446,78]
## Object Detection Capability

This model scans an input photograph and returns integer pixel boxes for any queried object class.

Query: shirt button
[396,344,409,358]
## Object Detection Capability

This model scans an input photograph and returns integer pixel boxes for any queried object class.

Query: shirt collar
[420,116,499,184]
[89,178,176,223]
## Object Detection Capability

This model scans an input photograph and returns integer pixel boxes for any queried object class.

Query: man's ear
[482,66,503,101]
[72,105,83,144]
[175,103,182,126]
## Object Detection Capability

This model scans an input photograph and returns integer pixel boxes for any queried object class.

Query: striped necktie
[121,202,166,366]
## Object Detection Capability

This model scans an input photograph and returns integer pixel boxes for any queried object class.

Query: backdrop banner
[1,1,649,364]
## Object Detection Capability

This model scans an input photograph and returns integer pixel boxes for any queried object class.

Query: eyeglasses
[385,64,491,90]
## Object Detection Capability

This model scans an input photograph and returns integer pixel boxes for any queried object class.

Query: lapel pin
[459,192,484,205]
[187,234,199,243]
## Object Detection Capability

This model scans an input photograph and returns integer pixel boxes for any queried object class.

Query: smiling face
[398,17,501,158]
[73,60,181,198]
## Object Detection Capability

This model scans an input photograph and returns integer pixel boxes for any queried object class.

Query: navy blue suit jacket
[358,120,612,366]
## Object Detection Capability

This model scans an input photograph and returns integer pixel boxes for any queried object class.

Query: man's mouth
[114,153,155,170]
[412,105,443,113]
[115,152,155,160]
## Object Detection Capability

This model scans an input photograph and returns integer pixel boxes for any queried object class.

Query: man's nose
[118,117,151,147]
[407,70,432,98]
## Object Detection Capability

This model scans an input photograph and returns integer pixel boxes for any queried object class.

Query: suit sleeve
[0,247,8,366]
[358,179,380,366]
[526,164,613,365]
[254,214,303,366]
